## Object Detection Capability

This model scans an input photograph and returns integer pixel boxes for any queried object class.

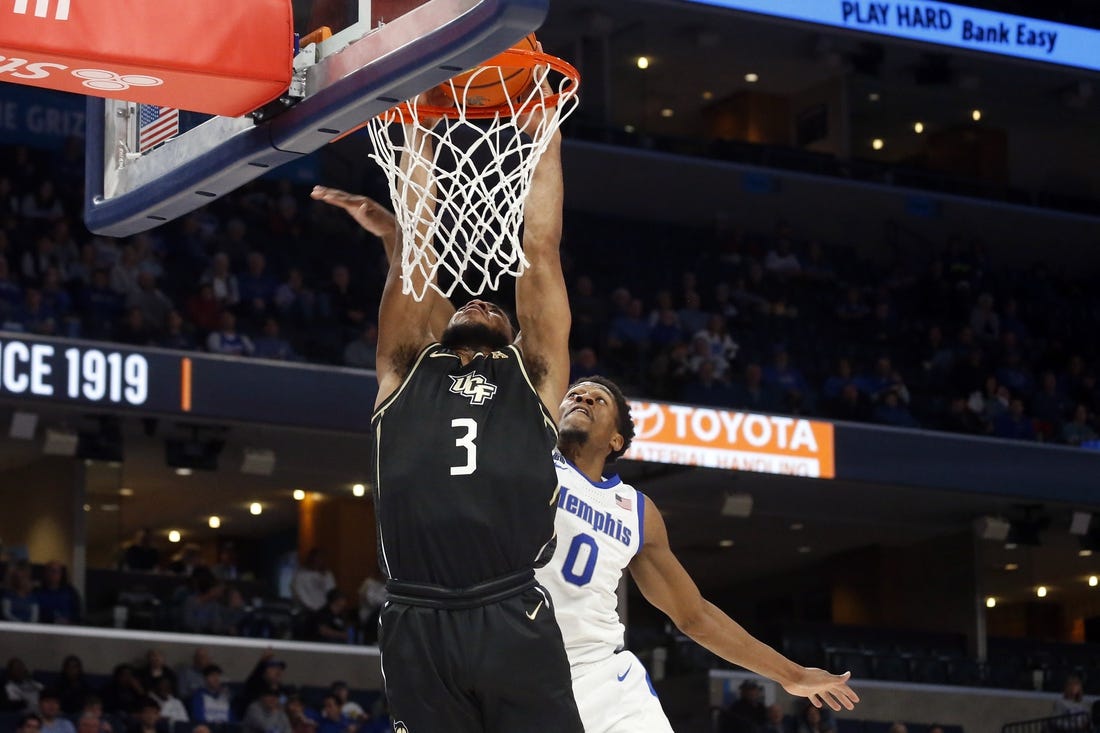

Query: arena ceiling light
[744,72,759,82]
[292,489,306,501]
[352,483,367,497]
[635,56,650,69]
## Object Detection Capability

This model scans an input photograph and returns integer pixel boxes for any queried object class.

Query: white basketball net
[366,61,579,301]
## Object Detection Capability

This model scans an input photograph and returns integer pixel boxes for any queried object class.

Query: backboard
[84,0,549,237]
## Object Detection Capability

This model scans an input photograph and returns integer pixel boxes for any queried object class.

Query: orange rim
[384,48,580,123]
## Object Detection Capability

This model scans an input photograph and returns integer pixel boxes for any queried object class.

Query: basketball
[442,33,538,108]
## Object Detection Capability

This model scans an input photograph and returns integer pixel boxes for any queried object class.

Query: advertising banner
[624,400,836,479]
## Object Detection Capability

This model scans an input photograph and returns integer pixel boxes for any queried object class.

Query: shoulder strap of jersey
[506,344,558,433]
[371,342,441,422]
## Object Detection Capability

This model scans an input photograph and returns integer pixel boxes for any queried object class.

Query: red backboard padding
[0,0,293,117]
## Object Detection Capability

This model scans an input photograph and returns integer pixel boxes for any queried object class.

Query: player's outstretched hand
[517,42,556,140]
[311,187,396,239]
[782,669,859,712]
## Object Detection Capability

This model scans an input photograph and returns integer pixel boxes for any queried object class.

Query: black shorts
[379,579,582,733]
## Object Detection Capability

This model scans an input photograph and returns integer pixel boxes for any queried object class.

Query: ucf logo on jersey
[448,373,498,405]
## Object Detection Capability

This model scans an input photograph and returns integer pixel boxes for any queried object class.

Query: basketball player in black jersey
[312,84,582,732]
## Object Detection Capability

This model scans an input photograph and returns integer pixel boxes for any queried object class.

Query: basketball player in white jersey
[537,376,859,732]
[311,189,859,731]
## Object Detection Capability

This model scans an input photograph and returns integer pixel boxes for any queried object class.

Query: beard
[440,321,511,351]
[557,426,589,451]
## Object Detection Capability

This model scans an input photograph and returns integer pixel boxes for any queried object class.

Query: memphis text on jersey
[557,485,633,546]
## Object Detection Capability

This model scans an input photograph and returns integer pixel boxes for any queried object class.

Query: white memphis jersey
[536,450,645,667]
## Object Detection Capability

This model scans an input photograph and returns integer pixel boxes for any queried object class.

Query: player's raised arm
[513,67,570,413]
[628,497,861,712]
[310,187,455,339]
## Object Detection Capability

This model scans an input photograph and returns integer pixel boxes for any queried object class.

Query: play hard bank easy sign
[624,401,836,479]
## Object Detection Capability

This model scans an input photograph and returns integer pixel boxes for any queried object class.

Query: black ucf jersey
[371,343,559,589]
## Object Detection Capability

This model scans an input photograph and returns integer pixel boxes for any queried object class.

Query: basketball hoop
[366,47,580,301]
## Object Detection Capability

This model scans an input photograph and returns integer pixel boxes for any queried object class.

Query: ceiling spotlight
[1081,549,1094,557]
[636,56,650,70]
[119,487,134,497]
[624,124,636,134]
[744,72,759,83]
[790,522,804,531]
[718,539,735,548]
[1005,543,1017,550]
[1005,563,1019,571]
[82,504,91,512]
[660,108,674,118]
[1090,576,1098,587]
[168,530,181,543]
[985,597,996,608]
[701,90,714,101]
[249,502,263,516]
[1037,586,1048,598]
[353,483,366,497]
[175,467,193,477]
[868,92,880,102]
[871,138,885,150]
[971,109,982,121]
[293,489,306,501]
[914,121,925,134]
[208,516,221,529]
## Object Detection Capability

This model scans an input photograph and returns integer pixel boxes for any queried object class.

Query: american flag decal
[615,493,632,511]
[138,105,179,152]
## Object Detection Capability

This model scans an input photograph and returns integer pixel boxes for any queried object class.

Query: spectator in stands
[284,696,316,733]
[761,704,786,733]
[20,180,63,221]
[764,237,801,277]
[158,311,196,351]
[39,690,76,733]
[970,293,1000,342]
[127,698,168,733]
[1032,371,1070,426]
[76,712,109,733]
[316,695,356,733]
[648,303,685,349]
[329,684,363,722]
[887,724,907,733]
[55,656,91,716]
[138,651,178,699]
[211,546,242,582]
[677,289,709,335]
[78,697,111,733]
[128,272,173,335]
[0,258,23,317]
[244,690,291,733]
[2,561,40,622]
[80,269,124,339]
[762,347,810,410]
[238,653,287,719]
[149,678,188,726]
[917,325,955,384]
[238,252,277,323]
[2,659,44,712]
[110,245,143,299]
[695,314,739,372]
[343,323,377,369]
[253,317,297,361]
[795,704,833,733]
[181,569,226,635]
[321,265,367,333]
[11,288,57,335]
[682,359,735,408]
[101,665,145,717]
[836,287,869,323]
[273,268,315,325]
[941,396,986,435]
[307,589,351,643]
[292,549,335,613]
[606,297,650,380]
[186,284,223,338]
[1062,405,1098,447]
[826,383,870,423]
[200,253,240,308]
[568,274,607,349]
[176,649,211,703]
[730,363,783,414]
[16,713,43,733]
[1052,674,1090,730]
[116,307,154,346]
[569,346,608,384]
[718,679,766,733]
[169,545,204,577]
[992,398,1036,441]
[927,724,944,733]
[873,388,919,428]
[122,529,160,572]
[34,561,81,624]
[206,312,255,357]
[190,665,232,725]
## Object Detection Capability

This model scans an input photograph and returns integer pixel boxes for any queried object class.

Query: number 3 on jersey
[450,418,478,475]
[561,533,599,586]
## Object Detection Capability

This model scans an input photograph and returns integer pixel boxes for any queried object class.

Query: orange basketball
[443,33,538,108]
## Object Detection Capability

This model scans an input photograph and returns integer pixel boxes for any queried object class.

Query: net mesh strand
[366,63,579,301]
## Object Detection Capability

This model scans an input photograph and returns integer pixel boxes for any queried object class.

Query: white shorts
[570,651,674,733]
